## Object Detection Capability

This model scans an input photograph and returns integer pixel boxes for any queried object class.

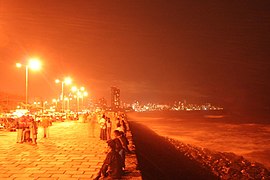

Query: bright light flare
[80,87,85,91]
[64,77,72,85]
[83,92,88,96]
[28,58,41,71]
[16,63,22,68]
[71,86,77,92]
[55,79,60,84]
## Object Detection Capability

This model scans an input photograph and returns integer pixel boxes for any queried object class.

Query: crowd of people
[13,110,132,179]
[91,112,132,180]
[16,115,38,144]
[16,115,52,144]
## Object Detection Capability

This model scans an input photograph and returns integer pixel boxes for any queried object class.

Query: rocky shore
[129,121,270,180]
[167,138,270,180]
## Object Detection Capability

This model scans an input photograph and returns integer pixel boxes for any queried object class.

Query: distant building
[98,97,107,109]
[111,87,120,109]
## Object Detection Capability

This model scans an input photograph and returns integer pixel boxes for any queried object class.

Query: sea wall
[122,120,142,179]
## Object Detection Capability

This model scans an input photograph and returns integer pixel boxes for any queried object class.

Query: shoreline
[129,121,270,179]
[129,121,218,180]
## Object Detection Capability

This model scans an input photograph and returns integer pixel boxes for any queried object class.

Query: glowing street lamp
[16,58,42,106]
[81,91,88,110]
[71,86,80,112]
[52,98,58,109]
[64,97,72,111]
[71,86,88,111]
[55,77,72,112]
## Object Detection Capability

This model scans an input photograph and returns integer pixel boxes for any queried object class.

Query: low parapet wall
[121,121,142,180]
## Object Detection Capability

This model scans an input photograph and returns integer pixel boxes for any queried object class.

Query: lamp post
[71,86,79,112]
[55,77,72,112]
[52,98,58,111]
[64,97,72,112]
[81,91,88,110]
[71,86,88,112]
[16,58,41,107]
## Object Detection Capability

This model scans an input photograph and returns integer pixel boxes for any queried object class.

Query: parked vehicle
[0,117,17,131]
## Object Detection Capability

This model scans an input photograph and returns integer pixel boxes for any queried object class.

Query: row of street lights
[54,78,88,112]
[55,77,72,112]
[71,86,88,112]
[16,58,89,112]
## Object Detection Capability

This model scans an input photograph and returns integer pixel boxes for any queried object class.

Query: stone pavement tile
[59,167,78,171]
[0,174,13,178]
[25,170,46,174]
[35,164,55,168]
[68,156,86,160]
[48,161,65,165]
[71,174,92,179]
[51,174,72,178]
[0,170,8,173]
[24,167,42,171]
[64,170,84,175]
[30,173,53,178]
[6,170,26,174]
[9,173,32,178]
[45,170,66,174]
[78,167,91,171]
[40,167,59,171]
[83,171,94,175]
[33,161,51,165]
[76,164,90,168]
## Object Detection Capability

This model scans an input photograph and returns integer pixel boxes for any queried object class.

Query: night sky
[1,1,270,112]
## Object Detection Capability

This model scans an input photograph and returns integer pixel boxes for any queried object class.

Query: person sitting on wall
[93,140,123,180]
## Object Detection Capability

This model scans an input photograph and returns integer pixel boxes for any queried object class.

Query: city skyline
[1,1,270,114]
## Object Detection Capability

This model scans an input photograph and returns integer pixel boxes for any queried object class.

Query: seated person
[94,140,123,180]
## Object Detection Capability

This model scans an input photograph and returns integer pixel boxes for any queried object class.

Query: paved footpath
[0,121,141,180]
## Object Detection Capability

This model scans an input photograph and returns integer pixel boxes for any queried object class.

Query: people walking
[16,116,25,143]
[88,113,97,137]
[29,118,38,144]
[41,116,50,138]
[106,117,112,140]
[99,115,107,140]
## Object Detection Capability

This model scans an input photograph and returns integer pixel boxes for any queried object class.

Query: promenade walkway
[0,120,141,180]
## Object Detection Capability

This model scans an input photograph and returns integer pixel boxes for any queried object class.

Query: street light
[55,77,72,112]
[64,97,72,111]
[16,58,42,106]
[71,87,79,112]
[71,86,88,112]
[52,98,58,110]
[81,91,88,110]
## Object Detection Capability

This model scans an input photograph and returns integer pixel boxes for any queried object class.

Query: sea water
[127,111,270,169]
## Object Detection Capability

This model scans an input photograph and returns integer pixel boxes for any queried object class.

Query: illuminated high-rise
[111,87,120,109]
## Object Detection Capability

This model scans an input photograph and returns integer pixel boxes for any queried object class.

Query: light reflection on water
[128,111,270,169]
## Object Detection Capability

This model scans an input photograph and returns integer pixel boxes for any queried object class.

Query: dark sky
[1,0,270,111]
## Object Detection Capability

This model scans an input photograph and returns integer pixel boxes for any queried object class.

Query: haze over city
[1,1,270,179]
[1,1,270,113]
